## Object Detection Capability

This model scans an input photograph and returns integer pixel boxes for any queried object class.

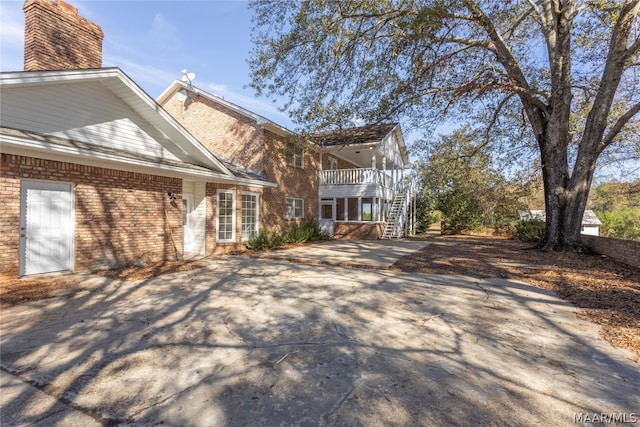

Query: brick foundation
[334,222,384,240]
[1,154,182,278]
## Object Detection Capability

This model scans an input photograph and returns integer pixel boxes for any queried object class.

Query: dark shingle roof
[313,123,397,147]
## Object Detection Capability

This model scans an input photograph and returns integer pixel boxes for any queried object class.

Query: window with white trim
[286,197,304,219]
[241,192,259,241]
[217,190,235,242]
[361,198,373,221]
[328,157,338,170]
[288,145,304,168]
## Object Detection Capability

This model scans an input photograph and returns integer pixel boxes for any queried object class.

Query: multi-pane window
[361,198,373,221]
[328,157,338,170]
[348,198,359,221]
[336,198,345,221]
[241,193,259,241]
[286,197,304,219]
[217,190,235,242]
[288,145,304,168]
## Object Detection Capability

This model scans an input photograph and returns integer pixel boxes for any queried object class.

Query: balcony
[320,168,392,187]
[319,168,395,200]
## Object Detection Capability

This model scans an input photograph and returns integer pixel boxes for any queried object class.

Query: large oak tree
[249,0,640,250]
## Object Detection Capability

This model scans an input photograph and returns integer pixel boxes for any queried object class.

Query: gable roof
[1,126,247,181]
[0,68,275,186]
[1,69,229,172]
[518,210,602,226]
[313,123,410,168]
[313,123,398,148]
[157,80,294,138]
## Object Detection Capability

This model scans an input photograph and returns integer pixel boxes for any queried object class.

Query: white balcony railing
[319,169,392,188]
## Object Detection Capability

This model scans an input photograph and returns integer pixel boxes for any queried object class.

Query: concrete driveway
[251,239,432,268]
[1,255,638,426]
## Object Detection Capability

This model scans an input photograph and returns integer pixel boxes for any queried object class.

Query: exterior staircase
[381,191,408,239]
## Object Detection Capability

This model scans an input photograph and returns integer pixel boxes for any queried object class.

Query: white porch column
[382,157,387,188]
[357,197,362,221]
[343,197,348,221]
[373,197,379,222]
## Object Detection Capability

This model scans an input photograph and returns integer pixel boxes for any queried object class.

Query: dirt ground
[1,235,638,361]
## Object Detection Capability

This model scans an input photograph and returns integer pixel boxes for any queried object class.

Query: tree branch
[462,0,548,116]
[623,36,640,68]
[601,101,640,150]
[486,93,517,139]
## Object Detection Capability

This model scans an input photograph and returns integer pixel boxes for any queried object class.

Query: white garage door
[20,181,74,276]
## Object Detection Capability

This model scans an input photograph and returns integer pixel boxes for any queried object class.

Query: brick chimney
[23,0,104,71]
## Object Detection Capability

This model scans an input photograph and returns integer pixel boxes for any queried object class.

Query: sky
[0,0,294,128]
[0,0,637,182]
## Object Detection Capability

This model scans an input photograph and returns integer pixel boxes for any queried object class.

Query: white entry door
[182,193,196,253]
[319,200,335,237]
[20,181,74,276]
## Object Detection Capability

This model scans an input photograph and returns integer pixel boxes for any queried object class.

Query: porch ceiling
[328,145,377,168]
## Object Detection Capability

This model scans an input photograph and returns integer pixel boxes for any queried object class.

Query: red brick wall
[262,131,319,230]
[162,92,265,174]
[322,154,358,170]
[581,235,640,269]
[1,154,182,278]
[334,222,384,240]
[162,91,320,233]
[23,0,103,71]
[0,160,21,278]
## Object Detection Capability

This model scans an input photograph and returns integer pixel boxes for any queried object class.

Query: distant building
[518,210,602,236]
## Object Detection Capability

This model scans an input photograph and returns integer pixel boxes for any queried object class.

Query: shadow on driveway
[1,256,638,426]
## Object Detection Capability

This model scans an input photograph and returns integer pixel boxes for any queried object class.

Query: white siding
[0,82,181,161]
[581,225,600,236]
[380,133,404,169]
[319,183,389,199]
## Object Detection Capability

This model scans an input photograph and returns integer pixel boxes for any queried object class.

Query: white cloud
[149,13,181,50]
[151,13,175,34]
[104,54,178,96]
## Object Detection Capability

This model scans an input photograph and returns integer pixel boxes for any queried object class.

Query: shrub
[246,228,284,251]
[246,220,331,251]
[284,219,331,243]
[512,219,545,242]
[598,207,640,240]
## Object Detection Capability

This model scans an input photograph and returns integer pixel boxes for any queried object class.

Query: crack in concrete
[1,365,122,426]
[25,407,67,426]
[332,321,358,343]
[320,376,365,427]
[475,281,499,309]
[223,316,254,347]
[254,340,350,349]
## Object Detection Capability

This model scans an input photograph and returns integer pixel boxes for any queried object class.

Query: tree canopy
[415,128,531,233]
[249,0,640,249]
[589,179,640,240]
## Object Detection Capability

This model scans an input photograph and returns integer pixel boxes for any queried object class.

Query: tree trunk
[539,135,597,251]
[539,144,569,251]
